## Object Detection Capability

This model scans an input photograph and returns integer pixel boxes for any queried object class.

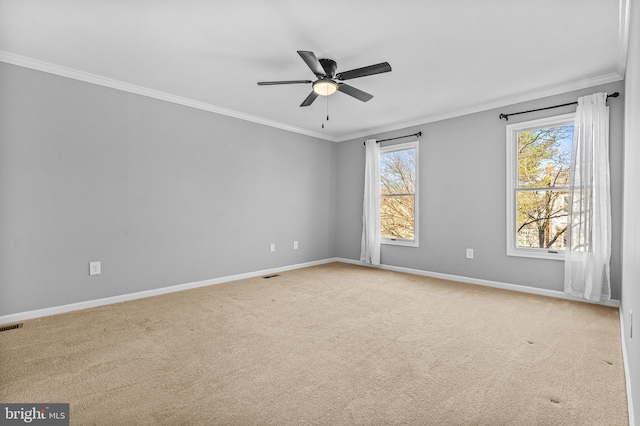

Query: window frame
[380,140,419,248]
[505,113,574,260]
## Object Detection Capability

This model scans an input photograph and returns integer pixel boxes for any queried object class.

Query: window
[380,141,418,247]
[506,113,574,260]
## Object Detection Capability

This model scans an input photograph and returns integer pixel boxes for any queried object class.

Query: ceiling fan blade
[337,84,374,102]
[300,91,319,107]
[297,51,326,77]
[257,80,312,86]
[336,62,392,81]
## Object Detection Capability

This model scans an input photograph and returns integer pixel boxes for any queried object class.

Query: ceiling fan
[257,51,392,107]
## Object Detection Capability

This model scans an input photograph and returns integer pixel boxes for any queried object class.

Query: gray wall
[0,61,628,318]
[0,62,338,316]
[337,81,625,300]
[622,0,640,419]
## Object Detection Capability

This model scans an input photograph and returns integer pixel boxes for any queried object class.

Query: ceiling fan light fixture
[313,79,339,96]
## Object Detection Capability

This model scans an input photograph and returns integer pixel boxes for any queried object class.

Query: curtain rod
[498,92,619,121]
[363,131,422,145]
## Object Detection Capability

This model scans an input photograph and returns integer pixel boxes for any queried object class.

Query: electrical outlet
[293,241,299,250]
[270,243,275,253]
[89,261,101,276]
[466,248,474,259]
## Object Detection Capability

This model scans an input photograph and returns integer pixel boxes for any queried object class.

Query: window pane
[381,195,414,240]
[517,125,573,188]
[516,190,568,249]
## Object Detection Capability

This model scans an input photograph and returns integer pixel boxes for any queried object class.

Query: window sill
[507,248,565,261]
[382,239,419,248]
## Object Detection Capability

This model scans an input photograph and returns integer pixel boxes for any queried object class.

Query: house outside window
[506,113,574,260]
[380,141,418,247]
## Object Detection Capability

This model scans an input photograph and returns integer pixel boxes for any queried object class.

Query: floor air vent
[262,274,280,279]
[0,323,23,333]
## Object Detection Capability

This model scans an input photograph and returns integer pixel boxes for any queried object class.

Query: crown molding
[0,49,626,145]
[0,51,337,142]
[336,71,625,143]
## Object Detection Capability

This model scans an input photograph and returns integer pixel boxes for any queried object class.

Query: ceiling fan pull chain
[321,96,329,129]
[326,95,329,122]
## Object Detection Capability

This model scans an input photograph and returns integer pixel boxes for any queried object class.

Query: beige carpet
[0,262,628,425]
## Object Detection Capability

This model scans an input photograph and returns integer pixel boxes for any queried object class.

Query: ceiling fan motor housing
[319,59,337,78]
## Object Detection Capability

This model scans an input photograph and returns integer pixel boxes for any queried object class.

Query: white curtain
[360,139,381,265]
[564,92,612,302]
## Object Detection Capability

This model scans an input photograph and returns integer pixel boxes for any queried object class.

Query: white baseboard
[335,257,621,308]
[1,256,620,326]
[619,309,636,426]
[0,258,338,325]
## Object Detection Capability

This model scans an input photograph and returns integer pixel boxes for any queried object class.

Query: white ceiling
[0,0,629,142]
